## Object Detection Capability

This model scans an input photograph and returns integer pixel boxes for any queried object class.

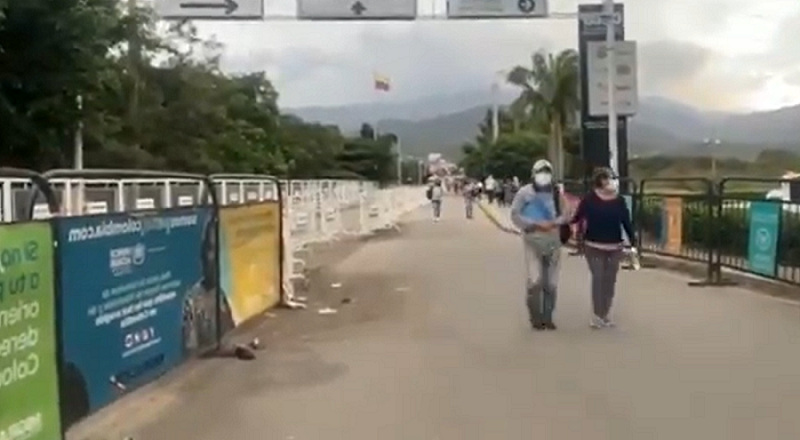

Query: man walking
[510,160,570,330]
[427,179,444,222]
[463,179,476,219]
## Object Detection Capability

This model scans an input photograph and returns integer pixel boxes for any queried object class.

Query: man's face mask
[533,172,552,187]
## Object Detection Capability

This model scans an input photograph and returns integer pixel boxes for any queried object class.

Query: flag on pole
[373,72,390,92]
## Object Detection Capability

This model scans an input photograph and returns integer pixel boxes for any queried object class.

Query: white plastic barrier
[280,180,427,306]
[0,177,427,308]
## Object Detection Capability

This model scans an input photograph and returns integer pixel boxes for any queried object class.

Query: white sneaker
[590,315,604,329]
[602,317,615,328]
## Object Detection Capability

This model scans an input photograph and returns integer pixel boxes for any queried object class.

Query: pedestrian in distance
[426,179,444,223]
[510,159,572,331]
[571,167,636,329]
[463,179,476,219]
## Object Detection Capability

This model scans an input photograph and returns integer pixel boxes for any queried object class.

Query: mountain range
[287,90,800,161]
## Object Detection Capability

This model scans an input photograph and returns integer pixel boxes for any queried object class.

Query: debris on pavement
[234,344,256,360]
[340,297,353,304]
[249,337,261,350]
[317,307,338,315]
[330,282,342,288]
[395,287,410,292]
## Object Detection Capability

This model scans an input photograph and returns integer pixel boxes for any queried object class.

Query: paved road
[127,198,800,440]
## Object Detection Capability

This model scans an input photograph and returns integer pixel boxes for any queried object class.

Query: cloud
[191,0,800,110]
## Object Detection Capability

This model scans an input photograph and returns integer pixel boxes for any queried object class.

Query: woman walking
[571,167,635,329]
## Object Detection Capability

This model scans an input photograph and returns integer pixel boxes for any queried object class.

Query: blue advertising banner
[56,207,219,423]
[747,201,781,277]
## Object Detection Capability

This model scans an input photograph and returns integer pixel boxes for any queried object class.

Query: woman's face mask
[533,172,552,187]
[606,178,619,192]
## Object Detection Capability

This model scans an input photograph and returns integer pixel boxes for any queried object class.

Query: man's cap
[531,159,553,175]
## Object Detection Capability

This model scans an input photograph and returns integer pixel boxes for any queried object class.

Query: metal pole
[396,137,403,185]
[74,95,84,170]
[75,95,85,213]
[603,0,618,175]
[491,81,499,143]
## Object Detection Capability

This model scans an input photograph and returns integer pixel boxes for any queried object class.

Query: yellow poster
[664,197,683,255]
[219,202,281,326]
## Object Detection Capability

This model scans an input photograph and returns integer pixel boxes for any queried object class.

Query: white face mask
[606,178,619,192]
[533,172,552,186]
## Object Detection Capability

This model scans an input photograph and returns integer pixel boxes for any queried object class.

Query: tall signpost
[578,3,635,182]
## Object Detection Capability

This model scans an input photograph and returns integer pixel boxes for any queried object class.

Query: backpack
[552,188,572,245]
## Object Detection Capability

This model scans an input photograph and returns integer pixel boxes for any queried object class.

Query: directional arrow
[350,1,366,15]
[179,0,239,15]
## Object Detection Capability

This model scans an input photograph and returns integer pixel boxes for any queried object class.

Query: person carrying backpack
[426,179,444,222]
[510,159,572,331]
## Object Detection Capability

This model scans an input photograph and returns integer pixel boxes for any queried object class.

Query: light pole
[396,137,403,185]
[602,0,618,176]
[703,137,721,181]
[491,70,507,144]
[75,95,85,213]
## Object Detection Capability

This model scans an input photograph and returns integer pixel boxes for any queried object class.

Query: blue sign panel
[747,201,781,277]
[56,208,218,418]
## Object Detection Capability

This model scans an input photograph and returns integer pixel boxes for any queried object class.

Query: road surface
[88,198,800,440]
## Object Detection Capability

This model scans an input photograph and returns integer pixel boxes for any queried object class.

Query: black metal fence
[593,176,800,287]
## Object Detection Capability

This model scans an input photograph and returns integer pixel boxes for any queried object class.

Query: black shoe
[544,322,557,330]
[532,322,546,331]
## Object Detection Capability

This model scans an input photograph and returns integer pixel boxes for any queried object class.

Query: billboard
[578,3,629,180]
[586,40,639,116]
[218,202,281,328]
[0,222,61,440]
[56,208,222,425]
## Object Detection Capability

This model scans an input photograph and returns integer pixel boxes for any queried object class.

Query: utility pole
[491,81,499,143]
[602,0,618,176]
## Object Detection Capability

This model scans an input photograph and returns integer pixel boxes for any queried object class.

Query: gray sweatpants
[431,200,442,218]
[584,246,623,319]
[524,241,561,325]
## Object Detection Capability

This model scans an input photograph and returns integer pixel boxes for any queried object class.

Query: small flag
[373,73,390,92]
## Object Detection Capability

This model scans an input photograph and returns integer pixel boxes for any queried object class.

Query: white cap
[532,159,553,175]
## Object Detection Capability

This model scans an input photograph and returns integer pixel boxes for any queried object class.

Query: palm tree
[506,49,579,179]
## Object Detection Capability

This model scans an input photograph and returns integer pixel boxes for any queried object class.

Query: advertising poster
[747,202,781,277]
[0,222,61,440]
[56,207,223,424]
[218,202,281,329]
[662,197,683,254]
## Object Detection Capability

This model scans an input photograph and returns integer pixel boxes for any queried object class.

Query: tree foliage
[0,0,397,182]
[459,49,581,181]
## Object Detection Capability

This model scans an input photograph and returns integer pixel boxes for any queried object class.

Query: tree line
[0,0,407,183]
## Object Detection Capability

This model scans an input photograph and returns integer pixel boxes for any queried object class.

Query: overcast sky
[191,0,800,111]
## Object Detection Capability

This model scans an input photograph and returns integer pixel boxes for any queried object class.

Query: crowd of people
[424,161,638,332]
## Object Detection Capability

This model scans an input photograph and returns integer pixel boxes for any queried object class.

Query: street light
[703,137,721,180]
[491,69,507,144]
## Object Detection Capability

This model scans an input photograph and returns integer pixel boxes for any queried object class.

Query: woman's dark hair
[592,167,614,188]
